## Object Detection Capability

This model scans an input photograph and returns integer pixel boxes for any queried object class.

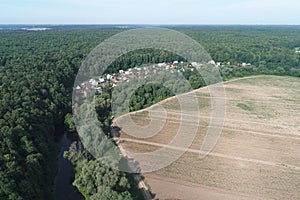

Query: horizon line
[0,23,299,26]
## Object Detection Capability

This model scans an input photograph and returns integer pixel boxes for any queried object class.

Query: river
[53,133,84,200]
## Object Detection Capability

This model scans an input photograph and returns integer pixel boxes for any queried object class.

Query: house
[99,78,105,83]
[171,63,178,68]
[112,81,120,88]
[75,86,82,94]
[96,87,102,94]
[158,63,166,67]
[191,62,199,67]
[89,79,98,87]
[208,60,216,66]
[111,76,117,82]
[107,74,112,80]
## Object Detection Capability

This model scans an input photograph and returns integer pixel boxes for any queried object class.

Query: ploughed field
[115,75,300,200]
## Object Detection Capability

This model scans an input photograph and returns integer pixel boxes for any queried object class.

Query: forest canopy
[0,25,299,199]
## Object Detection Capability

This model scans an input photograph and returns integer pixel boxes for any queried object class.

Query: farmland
[1,24,300,199]
[115,75,300,200]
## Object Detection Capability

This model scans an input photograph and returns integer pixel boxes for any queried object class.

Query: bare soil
[116,75,300,200]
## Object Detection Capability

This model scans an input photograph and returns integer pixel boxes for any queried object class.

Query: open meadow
[115,75,300,200]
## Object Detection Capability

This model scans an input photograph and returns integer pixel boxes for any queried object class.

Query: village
[75,60,251,97]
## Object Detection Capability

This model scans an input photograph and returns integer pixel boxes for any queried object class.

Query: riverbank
[53,133,84,200]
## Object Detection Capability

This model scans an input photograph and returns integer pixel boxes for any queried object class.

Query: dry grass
[116,75,300,200]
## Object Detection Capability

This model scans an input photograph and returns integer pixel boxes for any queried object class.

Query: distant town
[75,60,252,97]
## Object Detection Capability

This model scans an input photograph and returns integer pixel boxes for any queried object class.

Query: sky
[1,0,300,24]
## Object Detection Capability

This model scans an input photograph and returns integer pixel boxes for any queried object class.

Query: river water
[53,134,84,200]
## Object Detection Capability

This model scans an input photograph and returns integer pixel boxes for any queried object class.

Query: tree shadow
[112,125,158,200]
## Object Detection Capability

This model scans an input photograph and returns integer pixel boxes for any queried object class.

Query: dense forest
[0,28,122,199]
[104,26,300,78]
[0,25,300,200]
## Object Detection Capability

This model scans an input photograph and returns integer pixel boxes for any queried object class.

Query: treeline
[106,49,186,74]
[103,26,300,79]
[111,69,207,113]
[129,83,174,111]
[64,89,144,199]
[175,26,300,77]
[113,26,300,112]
